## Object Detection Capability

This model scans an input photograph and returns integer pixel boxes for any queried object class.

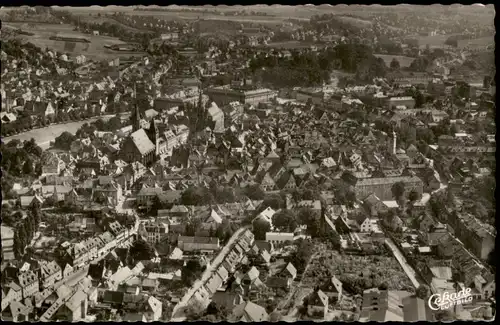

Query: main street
[384,238,420,289]
[170,225,251,321]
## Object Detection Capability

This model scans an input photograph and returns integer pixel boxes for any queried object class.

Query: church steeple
[132,82,141,132]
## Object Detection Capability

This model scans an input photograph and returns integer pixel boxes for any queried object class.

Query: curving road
[3,115,116,149]
[171,226,251,321]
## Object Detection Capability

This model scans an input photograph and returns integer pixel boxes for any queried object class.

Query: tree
[391,182,406,202]
[298,207,321,237]
[416,284,430,299]
[245,184,265,200]
[129,239,155,263]
[272,210,297,232]
[54,131,77,150]
[259,193,285,211]
[408,190,421,204]
[184,299,206,321]
[22,159,34,175]
[182,259,203,287]
[292,238,314,270]
[390,58,400,70]
[23,138,42,157]
[252,219,271,240]
[181,186,214,206]
[13,232,23,259]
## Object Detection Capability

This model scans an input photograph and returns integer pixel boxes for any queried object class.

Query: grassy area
[4,22,133,60]
[413,33,460,48]
[374,54,416,67]
[457,36,494,49]
[77,15,146,33]
[302,250,413,294]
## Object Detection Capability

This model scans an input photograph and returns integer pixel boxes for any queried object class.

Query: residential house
[136,188,163,207]
[265,232,294,244]
[307,289,329,318]
[279,263,297,282]
[1,282,23,311]
[212,291,245,311]
[471,273,495,300]
[18,270,40,299]
[321,276,343,303]
[295,200,322,218]
[39,261,63,289]
[54,289,88,321]
[1,225,15,261]
[402,295,435,321]
[1,300,33,322]
[363,194,387,217]
[252,207,276,229]
[231,301,269,322]
[177,236,220,252]
[359,289,404,322]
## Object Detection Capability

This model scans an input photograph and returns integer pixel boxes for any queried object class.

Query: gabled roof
[309,289,329,307]
[129,129,155,155]
[281,262,297,279]
[232,301,268,322]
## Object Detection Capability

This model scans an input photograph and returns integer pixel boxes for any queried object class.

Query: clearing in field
[374,54,416,68]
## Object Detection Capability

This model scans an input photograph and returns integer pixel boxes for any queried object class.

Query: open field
[412,33,460,48]
[457,36,495,49]
[374,54,416,67]
[3,22,141,61]
[263,41,319,49]
[77,15,147,33]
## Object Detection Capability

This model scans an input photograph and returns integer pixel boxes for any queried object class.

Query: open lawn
[374,54,416,68]
[3,22,138,60]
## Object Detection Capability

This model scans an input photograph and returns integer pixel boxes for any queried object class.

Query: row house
[353,176,424,201]
[136,187,164,207]
[177,236,220,253]
[1,282,23,311]
[18,270,40,299]
[447,212,495,260]
[39,261,63,289]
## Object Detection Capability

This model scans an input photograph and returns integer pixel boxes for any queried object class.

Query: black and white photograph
[0,4,496,322]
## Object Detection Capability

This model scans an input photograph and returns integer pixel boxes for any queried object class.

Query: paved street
[171,226,250,321]
[3,115,117,149]
[384,238,420,289]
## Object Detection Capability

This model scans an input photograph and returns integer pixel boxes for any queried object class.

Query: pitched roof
[309,289,329,307]
[402,296,434,321]
[281,262,297,279]
[232,301,268,322]
[129,129,155,155]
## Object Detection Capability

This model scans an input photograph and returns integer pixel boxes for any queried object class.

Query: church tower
[132,83,141,132]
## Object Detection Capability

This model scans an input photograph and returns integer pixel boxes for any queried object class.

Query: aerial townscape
[0,4,496,323]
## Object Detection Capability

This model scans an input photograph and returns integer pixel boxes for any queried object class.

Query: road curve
[3,115,117,149]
